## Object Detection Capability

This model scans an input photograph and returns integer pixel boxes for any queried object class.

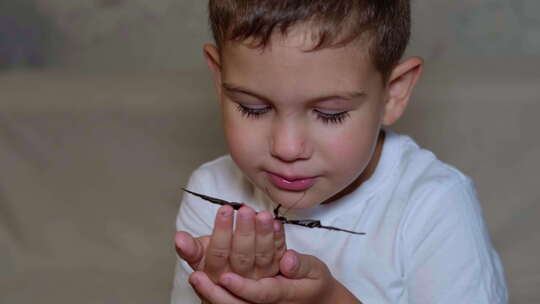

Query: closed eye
[314,109,350,124]
[235,103,350,125]
[236,104,271,118]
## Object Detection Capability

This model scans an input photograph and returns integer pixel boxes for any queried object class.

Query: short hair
[208,0,411,81]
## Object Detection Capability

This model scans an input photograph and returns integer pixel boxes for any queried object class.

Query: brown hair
[208,0,411,81]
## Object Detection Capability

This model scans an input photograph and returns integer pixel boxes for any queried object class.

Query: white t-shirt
[171,131,508,304]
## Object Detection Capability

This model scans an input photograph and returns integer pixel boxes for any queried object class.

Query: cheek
[326,133,373,167]
[317,118,380,177]
[223,108,267,166]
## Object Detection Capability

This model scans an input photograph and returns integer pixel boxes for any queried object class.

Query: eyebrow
[222,83,366,104]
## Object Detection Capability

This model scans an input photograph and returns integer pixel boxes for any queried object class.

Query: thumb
[279,250,324,280]
[175,231,208,270]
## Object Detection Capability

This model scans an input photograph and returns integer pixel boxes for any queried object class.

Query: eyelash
[236,104,271,118]
[235,104,350,125]
[314,110,350,125]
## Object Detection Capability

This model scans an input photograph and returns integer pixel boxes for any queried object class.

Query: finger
[190,284,209,304]
[231,206,256,276]
[273,219,286,262]
[219,272,285,304]
[279,250,322,280]
[205,205,234,277]
[189,271,249,304]
[175,231,206,270]
[254,211,275,270]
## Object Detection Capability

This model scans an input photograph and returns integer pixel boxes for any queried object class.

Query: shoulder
[386,132,485,243]
[391,134,499,264]
[177,155,253,233]
[389,138,508,302]
[190,155,238,184]
[388,131,475,207]
[187,155,253,200]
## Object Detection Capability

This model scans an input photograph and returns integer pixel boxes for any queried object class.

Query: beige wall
[3,0,539,71]
[36,0,208,71]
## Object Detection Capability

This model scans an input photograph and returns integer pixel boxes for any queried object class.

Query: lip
[267,171,317,192]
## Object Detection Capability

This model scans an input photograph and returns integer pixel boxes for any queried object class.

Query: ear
[203,44,223,100]
[382,57,423,126]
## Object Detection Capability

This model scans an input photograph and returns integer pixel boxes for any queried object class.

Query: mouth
[267,171,317,192]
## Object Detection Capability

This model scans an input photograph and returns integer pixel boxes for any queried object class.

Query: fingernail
[273,220,281,232]
[239,208,253,220]
[177,239,189,256]
[221,275,230,286]
[286,254,298,270]
[190,276,199,286]
[219,207,232,217]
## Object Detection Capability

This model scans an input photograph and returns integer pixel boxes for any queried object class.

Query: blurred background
[1,0,539,303]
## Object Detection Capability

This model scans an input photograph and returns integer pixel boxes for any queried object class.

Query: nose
[270,119,311,162]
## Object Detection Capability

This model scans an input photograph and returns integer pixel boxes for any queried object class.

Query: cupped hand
[215,250,362,304]
[175,204,287,284]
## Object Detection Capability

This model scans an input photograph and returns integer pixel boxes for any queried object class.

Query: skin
[176,205,287,281]
[176,25,423,304]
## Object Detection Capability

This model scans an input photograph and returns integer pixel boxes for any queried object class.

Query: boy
[172,1,508,303]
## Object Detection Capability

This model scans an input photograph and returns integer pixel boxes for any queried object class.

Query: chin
[265,187,326,209]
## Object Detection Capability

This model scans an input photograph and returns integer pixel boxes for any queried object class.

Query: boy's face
[205,30,421,209]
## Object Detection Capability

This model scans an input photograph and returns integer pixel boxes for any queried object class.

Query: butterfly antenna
[263,187,306,217]
[282,191,306,218]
